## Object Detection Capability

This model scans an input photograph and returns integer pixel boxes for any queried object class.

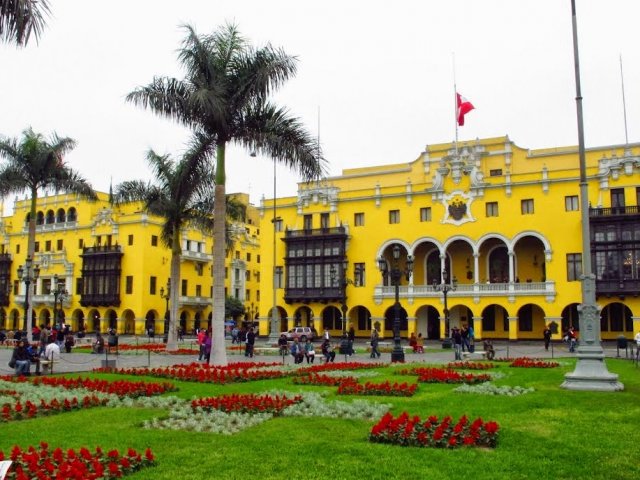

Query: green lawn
[2,358,639,480]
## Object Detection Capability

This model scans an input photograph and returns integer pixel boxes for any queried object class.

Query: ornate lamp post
[52,274,68,332]
[378,245,413,363]
[160,280,170,343]
[433,268,457,340]
[17,256,40,341]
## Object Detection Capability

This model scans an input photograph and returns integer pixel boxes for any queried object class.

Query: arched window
[67,207,77,222]
[56,208,66,223]
[45,210,55,224]
[36,211,45,225]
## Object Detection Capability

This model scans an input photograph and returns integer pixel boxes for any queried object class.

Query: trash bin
[616,335,628,358]
[442,338,453,349]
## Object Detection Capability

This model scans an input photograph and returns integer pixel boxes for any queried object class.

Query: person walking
[347,325,356,356]
[203,330,212,362]
[197,328,206,361]
[451,327,463,360]
[245,327,256,358]
[543,325,552,351]
[370,328,381,359]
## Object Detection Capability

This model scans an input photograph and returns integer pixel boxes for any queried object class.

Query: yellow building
[258,136,640,342]
[0,192,261,336]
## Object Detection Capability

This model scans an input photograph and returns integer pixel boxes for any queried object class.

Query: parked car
[283,327,314,342]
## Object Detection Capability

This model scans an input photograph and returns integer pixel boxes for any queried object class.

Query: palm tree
[126,23,325,365]
[112,138,216,351]
[1,0,51,46]
[0,127,96,342]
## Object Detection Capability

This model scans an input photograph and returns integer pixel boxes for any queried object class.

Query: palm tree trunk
[166,234,181,351]
[25,188,37,343]
[210,143,228,366]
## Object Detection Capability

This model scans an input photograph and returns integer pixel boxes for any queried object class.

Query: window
[303,214,312,230]
[42,278,52,294]
[13,280,19,295]
[78,239,83,249]
[195,285,202,297]
[151,235,158,247]
[34,241,40,252]
[636,187,640,207]
[75,278,83,295]
[420,207,432,222]
[195,263,203,276]
[45,240,51,252]
[565,195,579,211]
[235,251,240,259]
[257,290,260,302]
[567,253,582,281]
[275,266,283,288]
[257,255,261,263]
[125,276,133,294]
[245,289,250,301]
[486,202,499,217]
[246,253,251,262]
[16,244,20,254]
[57,239,63,250]
[225,267,228,279]
[389,209,400,224]
[149,276,156,295]
[354,212,365,226]
[521,199,534,214]
[274,219,283,232]
[489,169,503,177]
[245,270,250,281]
[255,271,260,282]
[320,212,330,229]
[128,235,133,246]
[611,188,625,213]
[354,263,365,286]
[181,279,188,296]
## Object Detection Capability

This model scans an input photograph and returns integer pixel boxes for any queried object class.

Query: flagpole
[453,53,459,155]
[619,55,629,145]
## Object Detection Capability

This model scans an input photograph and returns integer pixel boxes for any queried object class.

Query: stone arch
[71,309,85,332]
[105,309,118,332]
[194,311,202,333]
[448,303,474,333]
[378,242,412,287]
[509,230,552,257]
[56,208,66,223]
[39,308,52,327]
[517,303,546,339]
[481,304,510,339]
[377,239,413,262]
[9,309,21,330]
[179,311,190,334]
[600,302,633,337]
[561,303,580,333]
[321,305,343,333]
[268,306,288,334]
[121,309,136,334]
[292,306,313,328]
[512,234,547,283]
[476,233,511,253]
[144,310,157,335]
[383,304,408,335]
[415,304,440,340]
[88,309,101,332]
[351,305,372,334]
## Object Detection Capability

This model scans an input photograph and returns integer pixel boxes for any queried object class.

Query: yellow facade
[258,136,640,342]
[0,192,261,336]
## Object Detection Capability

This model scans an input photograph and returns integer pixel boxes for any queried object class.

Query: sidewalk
[0,338,635,376]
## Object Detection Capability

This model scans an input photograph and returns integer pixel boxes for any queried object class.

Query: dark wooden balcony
[589,205,640,217]
[595,278,640,297]
[284,286,344,304]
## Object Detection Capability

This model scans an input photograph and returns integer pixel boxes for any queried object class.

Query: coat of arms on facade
[442,191,475,225]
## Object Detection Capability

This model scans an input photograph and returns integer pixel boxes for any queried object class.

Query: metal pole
[562,0,622,391]
[391,270,404,363]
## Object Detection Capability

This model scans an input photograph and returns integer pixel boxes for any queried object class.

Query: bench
[461,350,488,360]
[39,359,59,374]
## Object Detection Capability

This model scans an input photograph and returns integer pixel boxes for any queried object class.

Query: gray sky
[1,0,639,207]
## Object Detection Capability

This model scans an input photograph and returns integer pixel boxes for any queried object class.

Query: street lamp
[378,244,414,363]
[17,256,40,341]
[433,268,457,341]
[52,274,68,332]
[160,280,170,343]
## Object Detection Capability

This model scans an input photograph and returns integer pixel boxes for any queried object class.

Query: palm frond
[0,0,51,46]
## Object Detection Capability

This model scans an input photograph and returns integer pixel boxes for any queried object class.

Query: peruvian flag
[456,92,475,126]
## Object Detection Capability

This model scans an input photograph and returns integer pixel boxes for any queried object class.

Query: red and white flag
[456,92,475,126]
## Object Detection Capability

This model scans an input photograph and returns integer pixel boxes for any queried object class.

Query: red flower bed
[17,376,176,398]
[446,361,495,370]
[510,357,559,368]
[192,393,303,415]
[298,362,379,374]
[93,362,285,384]
[291,373,351,387]
[0,442,155,479]
[1,396,108,423]
[337,379,417,397]
[400,367,491,384]
[369,412,499,448]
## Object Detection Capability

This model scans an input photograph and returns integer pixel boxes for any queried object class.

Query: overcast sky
[1,0,639,208]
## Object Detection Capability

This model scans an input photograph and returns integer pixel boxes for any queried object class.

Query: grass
[1,358,640,479]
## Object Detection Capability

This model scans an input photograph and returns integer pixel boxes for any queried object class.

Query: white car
[283,327,314,342]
